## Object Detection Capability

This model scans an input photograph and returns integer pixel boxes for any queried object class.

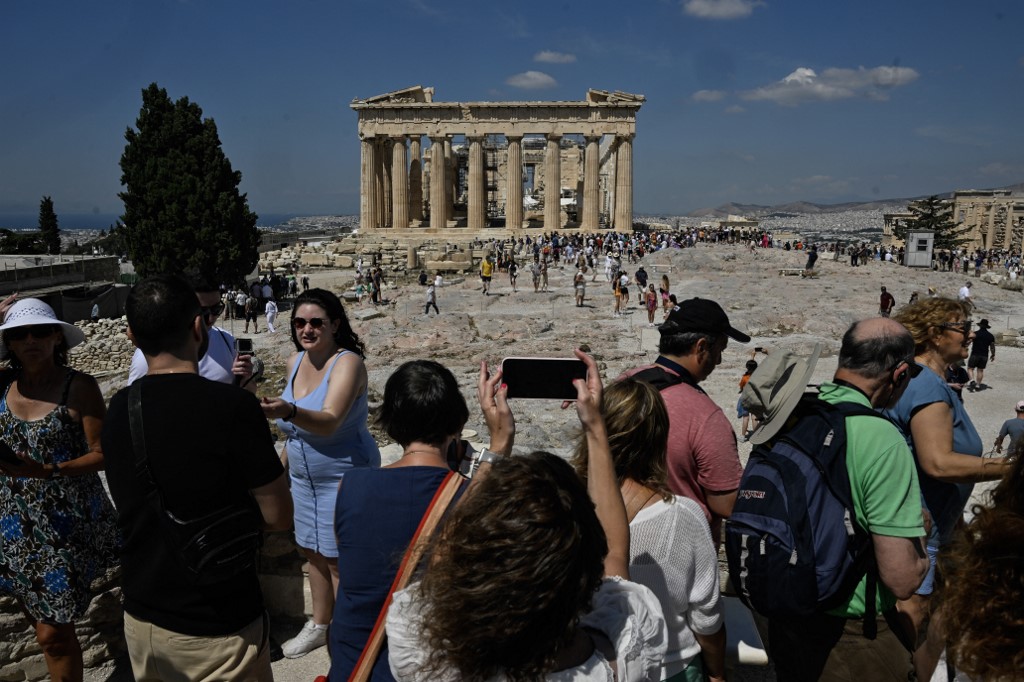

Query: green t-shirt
[818,382,925,618]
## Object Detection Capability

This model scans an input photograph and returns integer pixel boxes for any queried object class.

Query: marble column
[468,136,486,230]
[382,138,393,227]
[582,135,601,231]
[391,136,409,230]
[985,202,997,249]
[373,138,385,229]
[506,135,523,230]
[429,136,447,229]
[444,138,455,219]
[360,136,378,230]
[409,136,423,222]
[614,135,634,232]
[545,134,562,230]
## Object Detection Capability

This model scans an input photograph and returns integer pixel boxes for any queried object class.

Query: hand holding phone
[235,338,254,356]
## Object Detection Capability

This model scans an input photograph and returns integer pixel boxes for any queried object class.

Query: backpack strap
[632,356,706,395]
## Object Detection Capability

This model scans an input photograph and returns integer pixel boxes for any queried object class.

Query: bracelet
[459,448,501,479]
[283,402,297,422]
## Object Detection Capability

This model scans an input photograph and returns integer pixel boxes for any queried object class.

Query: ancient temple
[350,86,644,233]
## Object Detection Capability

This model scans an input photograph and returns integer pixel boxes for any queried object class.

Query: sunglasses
[292,317,327,330]
[4,325,58,341]
[940,321,972,335]
[201,303,225,320]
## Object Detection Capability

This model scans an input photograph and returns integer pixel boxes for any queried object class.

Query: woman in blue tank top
[261,288,380,659]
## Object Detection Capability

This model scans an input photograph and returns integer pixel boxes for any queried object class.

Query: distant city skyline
[2,1,1022,228]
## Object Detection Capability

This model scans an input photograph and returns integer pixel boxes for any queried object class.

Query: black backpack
[724,395,884,623]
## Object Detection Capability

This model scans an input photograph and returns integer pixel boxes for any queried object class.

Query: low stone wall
[68,317,135,377]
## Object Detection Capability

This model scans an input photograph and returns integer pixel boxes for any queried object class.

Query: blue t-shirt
[883,363,982,548]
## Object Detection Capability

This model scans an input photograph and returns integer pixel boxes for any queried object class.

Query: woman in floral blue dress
[0,297,118,682]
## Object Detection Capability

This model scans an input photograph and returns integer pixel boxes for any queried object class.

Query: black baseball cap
[659,297,751,343]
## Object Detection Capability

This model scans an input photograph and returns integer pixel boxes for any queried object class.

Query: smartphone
[235,338,254,356]
[0,441,22,468]
[501,357,588,400]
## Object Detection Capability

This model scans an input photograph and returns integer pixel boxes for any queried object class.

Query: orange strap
[347,470,462,682]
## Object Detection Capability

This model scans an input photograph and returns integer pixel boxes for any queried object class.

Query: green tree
[38,196,61,254]
[119,83,259,282]
[895,195,972,250]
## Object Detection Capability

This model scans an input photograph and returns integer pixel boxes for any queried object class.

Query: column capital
[389,134,408,142]
[616,133,635,142]
[545,132,562,142]
[506,134,523,142]
[584,134,602,143]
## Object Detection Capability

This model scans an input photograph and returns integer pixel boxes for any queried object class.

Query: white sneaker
[281,620,327,659]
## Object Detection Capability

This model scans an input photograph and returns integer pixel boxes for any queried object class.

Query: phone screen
[235,338,253,355]
[501,357,587,400]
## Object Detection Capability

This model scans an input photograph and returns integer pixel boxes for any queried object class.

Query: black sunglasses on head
[4,324,58,341]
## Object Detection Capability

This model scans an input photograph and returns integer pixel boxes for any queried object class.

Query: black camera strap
[128,381,166,509]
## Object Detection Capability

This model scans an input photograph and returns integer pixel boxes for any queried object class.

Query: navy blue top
[327,466,453,682]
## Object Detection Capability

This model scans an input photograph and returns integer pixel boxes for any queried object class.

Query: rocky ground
[77,242,1020,682]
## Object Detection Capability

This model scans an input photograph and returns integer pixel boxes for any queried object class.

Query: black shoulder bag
[128,381,263,586]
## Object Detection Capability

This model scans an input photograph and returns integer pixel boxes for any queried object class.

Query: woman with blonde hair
[573,378,725,682]
[884,298,1013,679]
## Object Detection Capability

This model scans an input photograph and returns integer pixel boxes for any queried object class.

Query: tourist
[0,297,119,682]
[945,361,969,402]
[957,281,973,311]
[261,288,381,658]
[617,270,630,310]
[574,267,586,307]
[129,281,257,393]
[572,378,725,682]
[102,276,291,681]
[612,274,623,317]
[265,297,278,333]
[805,244,818,271]
[993,399,1024,455]
[635,265,649,306]
[530,258,541,293]
[737,358,758,440]
[879,285,895,317]
[386,351,668,681]
[424,283,439,316]
[508,259,519,292]
[244,294,260,333]
[937,442,1024,680]
[327,359,513,681]
[660,274,671,315]
[540,257,549,292]
[644,283,658,326]
[966,318,995,390]
[885,298,1013,680]
[623,298,748,544]
[480,255,493,295]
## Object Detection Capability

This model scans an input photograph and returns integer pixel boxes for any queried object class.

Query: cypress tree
[38,196,61,254]
[119,83,259,282]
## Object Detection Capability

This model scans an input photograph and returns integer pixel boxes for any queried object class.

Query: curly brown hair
[937,443,1024,678]
[571,377,672,501]
[892,297,970,354]
[415,451,607,681]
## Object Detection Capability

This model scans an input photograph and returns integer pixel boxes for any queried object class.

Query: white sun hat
[0,298,86,359]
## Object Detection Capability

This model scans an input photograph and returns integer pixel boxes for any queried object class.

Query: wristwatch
[459,448,502,479]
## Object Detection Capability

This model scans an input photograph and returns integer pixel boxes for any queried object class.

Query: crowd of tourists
[0,270,1022,682]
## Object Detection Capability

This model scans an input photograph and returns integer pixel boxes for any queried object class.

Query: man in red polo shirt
[624,297,749,542]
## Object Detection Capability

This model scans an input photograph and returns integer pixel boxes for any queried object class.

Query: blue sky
[2,0,1022,226]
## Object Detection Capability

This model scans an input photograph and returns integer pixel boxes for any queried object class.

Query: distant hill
[686,181,1024,219]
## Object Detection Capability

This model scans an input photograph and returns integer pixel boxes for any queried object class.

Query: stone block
[353,309,384,321]
[337,256,354,268]
[300,254,330,267]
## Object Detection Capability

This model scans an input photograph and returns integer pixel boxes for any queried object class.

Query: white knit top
[628,496,723,666]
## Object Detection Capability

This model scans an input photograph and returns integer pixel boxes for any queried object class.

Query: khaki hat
[741,343,823,446]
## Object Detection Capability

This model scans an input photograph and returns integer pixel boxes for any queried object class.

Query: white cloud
[724,104,746,114]
[505,71,558,90]
[692,89,726,102]
[740,65,919,106]
[534,51,576,64]
[683,0,764,20]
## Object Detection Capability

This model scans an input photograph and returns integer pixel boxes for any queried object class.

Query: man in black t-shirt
[967,318,996,390]
[102,275,291,681]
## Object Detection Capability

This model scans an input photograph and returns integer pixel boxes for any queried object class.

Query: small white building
[904,230,934,268]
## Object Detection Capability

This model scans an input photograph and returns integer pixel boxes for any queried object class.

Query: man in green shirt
[769,318,929,681]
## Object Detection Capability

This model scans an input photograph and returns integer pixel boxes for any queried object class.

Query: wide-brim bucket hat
[741,343,823,446]
[0,298,86,360]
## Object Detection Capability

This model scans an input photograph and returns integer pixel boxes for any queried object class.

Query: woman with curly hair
[261,288,380,658]
[938,443,1024,679]
[573,378,724,682]
[883,297,1013,679]
[386,351,668,681]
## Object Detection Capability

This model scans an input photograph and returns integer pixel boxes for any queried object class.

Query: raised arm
[262,352,367,436]
[572,349,630,580]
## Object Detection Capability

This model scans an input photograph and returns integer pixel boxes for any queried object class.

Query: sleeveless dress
[277,351,380,557]
[0,370,119,623]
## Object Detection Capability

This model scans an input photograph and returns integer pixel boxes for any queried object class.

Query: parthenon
[351,86,644,233]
